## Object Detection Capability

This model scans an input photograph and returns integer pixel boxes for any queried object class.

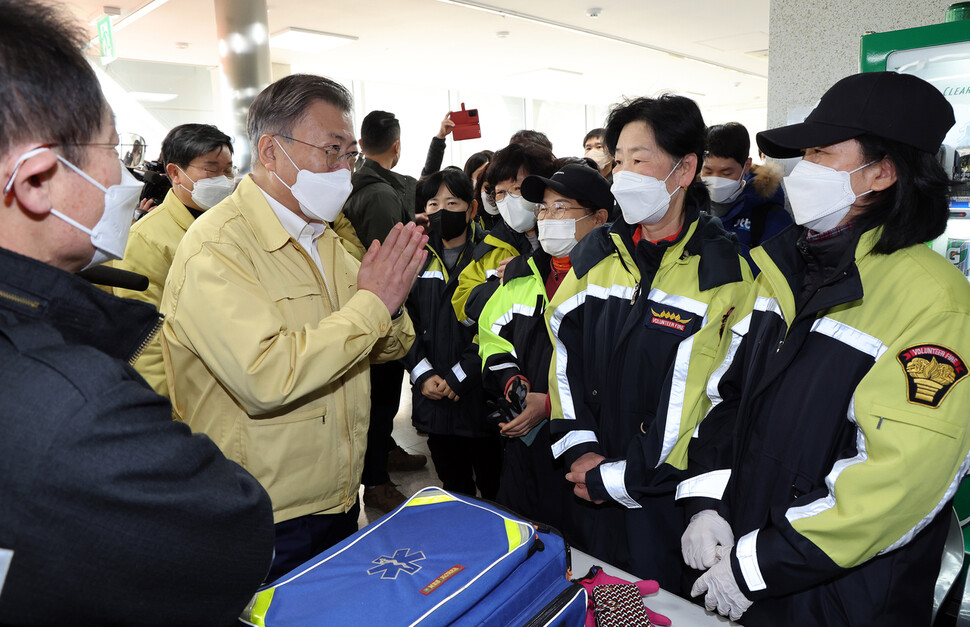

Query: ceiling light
[435,0,766,80]
[270,27,357,52]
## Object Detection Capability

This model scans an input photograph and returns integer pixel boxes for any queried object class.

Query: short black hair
[416,168,475,210]
[605,94,708,204]
[0,0,108,167]
[160,124,234,169]
[360,110,400,155]
[706,123,750,166]
[463,150,493,180]
[486,143,556,188]
[583,128,606,147]
[247,74,353,169]
[853,134,951,255]
[510,130,553,152]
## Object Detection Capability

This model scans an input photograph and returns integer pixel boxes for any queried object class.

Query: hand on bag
[681,509,735,571]
[499,392,548,438]
[357,222,428,315]
[690,552,752,622]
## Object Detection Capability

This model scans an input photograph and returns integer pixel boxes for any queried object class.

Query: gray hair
[246,73,353,170]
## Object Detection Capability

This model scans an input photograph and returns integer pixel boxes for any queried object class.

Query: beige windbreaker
[160,176,414,523]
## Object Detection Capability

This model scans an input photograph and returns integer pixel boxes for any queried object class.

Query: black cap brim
[756,121,865,159]
[521,174,565,203]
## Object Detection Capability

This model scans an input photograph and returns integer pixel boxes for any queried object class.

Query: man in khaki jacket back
[161,74,428,582]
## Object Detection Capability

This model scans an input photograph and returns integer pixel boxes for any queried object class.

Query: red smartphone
[450,103,481,141]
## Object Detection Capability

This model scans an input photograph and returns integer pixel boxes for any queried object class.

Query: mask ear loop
[3,145,56,195]
[849,159,879,201]
[271,137,300,192]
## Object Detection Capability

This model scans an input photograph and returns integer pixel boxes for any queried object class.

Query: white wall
[768,0,954,129]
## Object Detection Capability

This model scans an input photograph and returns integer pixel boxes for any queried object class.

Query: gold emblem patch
[650,308,693,332]
[897,344,968,408]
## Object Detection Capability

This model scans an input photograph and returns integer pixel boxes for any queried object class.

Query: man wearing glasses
[161,74,428,582]
[113,123,235,398]
[0,2,274,622]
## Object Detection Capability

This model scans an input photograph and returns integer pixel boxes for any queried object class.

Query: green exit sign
[97,15,115,62]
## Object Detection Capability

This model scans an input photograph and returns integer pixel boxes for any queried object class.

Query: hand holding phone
[449,103,481,141]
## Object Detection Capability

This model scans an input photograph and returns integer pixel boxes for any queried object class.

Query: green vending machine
[861,3,970,278]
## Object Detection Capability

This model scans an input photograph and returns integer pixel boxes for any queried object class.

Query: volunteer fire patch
[645,302,697,337]
[897,344,968,408]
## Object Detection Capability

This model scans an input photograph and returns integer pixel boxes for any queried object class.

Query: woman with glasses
[549,95,752,589]
[111,123,235,398]
[451,142,555,326]
[477,163,611,539]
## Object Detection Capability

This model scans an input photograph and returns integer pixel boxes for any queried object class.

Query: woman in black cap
[678,71,970,625]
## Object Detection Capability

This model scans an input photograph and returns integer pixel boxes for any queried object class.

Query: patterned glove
[577,565,671,626]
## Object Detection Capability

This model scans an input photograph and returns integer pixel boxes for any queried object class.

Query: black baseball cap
[757,72,955,159]
[521,164,614,209]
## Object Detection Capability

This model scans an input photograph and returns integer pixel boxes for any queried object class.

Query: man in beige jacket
[161,74,427,582]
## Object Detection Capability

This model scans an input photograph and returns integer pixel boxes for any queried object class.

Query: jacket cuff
[444,360,471,395]
[344,289,394,337]
[504,374,529,398]
[560,441,603,469]
[585,464,609,502]
[409,358,436,388]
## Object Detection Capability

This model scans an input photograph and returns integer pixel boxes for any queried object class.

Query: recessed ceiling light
[496,30,510,38]
[270,27,357,52]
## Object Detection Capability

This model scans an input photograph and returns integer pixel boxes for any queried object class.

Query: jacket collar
[0,247,160,363]
[752,225,880,325]
[160,189,196,231]
[235,175,298,253]
[354,158,406,193]
[608,202,701,282]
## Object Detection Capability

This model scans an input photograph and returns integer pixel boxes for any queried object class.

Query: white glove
[681,509,735,570]
[690,552,752,622]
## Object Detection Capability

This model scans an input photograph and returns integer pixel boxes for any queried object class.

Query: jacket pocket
[870,403,962,440]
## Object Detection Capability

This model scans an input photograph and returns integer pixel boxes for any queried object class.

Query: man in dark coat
[0,2,275,623]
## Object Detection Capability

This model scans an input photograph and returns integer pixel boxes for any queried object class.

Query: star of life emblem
[367,548,426,580]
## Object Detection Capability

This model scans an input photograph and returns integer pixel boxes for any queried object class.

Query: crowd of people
[3,1,970,625]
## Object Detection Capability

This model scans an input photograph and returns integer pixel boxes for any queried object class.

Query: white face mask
[585,148,612,171]
[481,189,500,215]
[496,193,537,233]
[176,166,234,210]
[702,170,746,205]
[538,214,591,258]
[782,159,875,233]
[610,158,683,226]
[273,137,352,222]
[4,147,142,269]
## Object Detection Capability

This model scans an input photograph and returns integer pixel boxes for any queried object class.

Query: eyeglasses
[493,187,521,202]
[188,163,238,178]
[535,201,588,219]
[277,135,360,168]
[64,141,148,168]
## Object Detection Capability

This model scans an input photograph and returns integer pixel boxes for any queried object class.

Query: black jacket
[680,225,970,625]
[342,158,417,246]
[0,248,274,625]
[402,225,494,437]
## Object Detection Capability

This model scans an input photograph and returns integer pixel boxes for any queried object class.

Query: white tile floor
[356,375,441,528]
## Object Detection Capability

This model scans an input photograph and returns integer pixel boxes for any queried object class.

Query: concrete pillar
[214,0,272,174]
